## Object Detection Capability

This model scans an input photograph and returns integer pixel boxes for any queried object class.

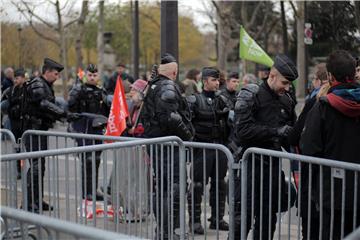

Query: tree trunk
[75,0,88,71]
[217,14,227,71]
[280,1,289,54]
[56,0,69,99]
[97,0,105,78]
[296,1,306,99]
[132,0,139,79]
[355,1,360,31]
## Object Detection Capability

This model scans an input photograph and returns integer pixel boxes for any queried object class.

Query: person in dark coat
[142,53,193,240]
[104,63,133,94]
[68,64,110,201]
[287,63,329,239]
[300,50,360,240]
[1,67,14,93]
[21,58,77,213]
[1,68,27,178]
[232,54,297,240]
[186,67,230,234]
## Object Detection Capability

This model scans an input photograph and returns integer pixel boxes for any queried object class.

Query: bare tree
[75,1,89,71]
[291,1,306,99]
[12,0,86,99]
[209,1,269,71]
[97,0,105,78]
[280,1,289,54]
[355,1,360,31]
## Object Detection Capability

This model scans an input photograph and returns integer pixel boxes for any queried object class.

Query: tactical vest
[192,93,228,143]
[7,86,24,121]
[22,77,57,130]
[142,77,192,137]
[77,84,106,114]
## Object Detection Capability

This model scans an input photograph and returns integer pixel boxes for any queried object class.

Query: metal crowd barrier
[239,148,360,240]
[1,136,187,240]
[1,129,17,154]
[19,130,237,239]
[345,227,360,240]
[0,129,19,209]
[0,206,143,239]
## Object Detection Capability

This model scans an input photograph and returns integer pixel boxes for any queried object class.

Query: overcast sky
[1,0,215,33]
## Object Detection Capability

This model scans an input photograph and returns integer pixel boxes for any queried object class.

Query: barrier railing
[1,136,186,240]
[239,148,360,240]
[18,130,236,239]
[0,206,143,239]
[1,129,17,154]
[0,129,19,209]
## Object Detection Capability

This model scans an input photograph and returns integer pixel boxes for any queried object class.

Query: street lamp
[17,25,22,67]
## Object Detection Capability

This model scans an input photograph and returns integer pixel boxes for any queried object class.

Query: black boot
[188,182,204,234]
[209,179,228,231]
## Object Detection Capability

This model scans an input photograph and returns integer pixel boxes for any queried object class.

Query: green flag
[239,26,274,67]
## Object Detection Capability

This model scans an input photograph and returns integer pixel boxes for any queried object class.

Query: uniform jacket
[22,76,65,131]
[234,81,296,151]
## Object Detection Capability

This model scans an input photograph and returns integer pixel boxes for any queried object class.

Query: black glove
[66,112,81,122]
[276,125,293,138]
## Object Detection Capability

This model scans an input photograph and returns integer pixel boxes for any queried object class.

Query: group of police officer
[1,59,111,212]
[140,52,299,239]
[2,52,298,238]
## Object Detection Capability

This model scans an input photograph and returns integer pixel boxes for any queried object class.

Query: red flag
[105,75,129,137]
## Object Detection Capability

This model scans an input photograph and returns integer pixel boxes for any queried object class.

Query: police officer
[232,54,297,239]
[1,68,26,178]
[68,64,110,200]
[142,53,193,240]
[219,72,240,110]
[22,58,75,213]
[187,67,230,234]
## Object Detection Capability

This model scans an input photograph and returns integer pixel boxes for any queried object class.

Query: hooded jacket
[300,83,360,210]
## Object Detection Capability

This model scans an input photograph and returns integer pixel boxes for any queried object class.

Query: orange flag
[105,75,129,137]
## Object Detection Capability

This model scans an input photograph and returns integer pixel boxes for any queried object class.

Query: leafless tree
[12,0,88,99]
[97,0,104,78]
[75,1,89,71]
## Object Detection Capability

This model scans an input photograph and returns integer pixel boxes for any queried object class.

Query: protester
[124,79,147,137]
[300,50,360,239]
[242,73,257,87]
[182,68,201,96]
[355,57,360,83]
[1,68,27,178]
[104,63,133,94]
[1,67,14,93]
[257,65,270,82]
[287,63,328,239]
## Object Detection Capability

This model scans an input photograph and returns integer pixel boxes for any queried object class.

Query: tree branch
[139,11,160,29]
[29,19,59,45]
[19,0,56,30]
[254,3,271,40]
[247,2,263,29]
[289,1,298,18]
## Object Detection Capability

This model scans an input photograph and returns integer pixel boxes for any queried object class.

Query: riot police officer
[1,68,26,178]
[142,53,193,240]
[219,72,240,110]
[232,54,297,239]
[22,58,75,213]
[187,67,230,234]
[68,64,110,200]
